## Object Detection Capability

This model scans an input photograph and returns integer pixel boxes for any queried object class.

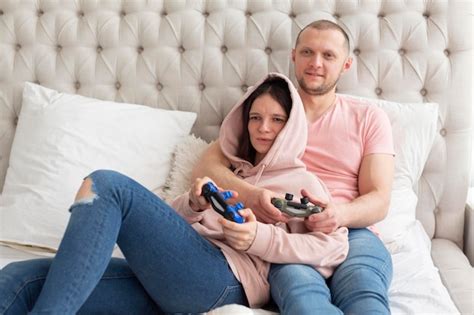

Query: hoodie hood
[219,73,330,200]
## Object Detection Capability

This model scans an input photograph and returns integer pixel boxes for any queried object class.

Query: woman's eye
[249,116,260,121]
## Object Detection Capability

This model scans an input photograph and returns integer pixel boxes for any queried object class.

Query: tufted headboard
[0,1,471,251]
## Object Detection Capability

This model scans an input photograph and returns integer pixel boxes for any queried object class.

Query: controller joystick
[201,182,245,224]
[271,193,324,217]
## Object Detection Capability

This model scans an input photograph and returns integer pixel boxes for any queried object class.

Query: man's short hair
[295,20,350,53]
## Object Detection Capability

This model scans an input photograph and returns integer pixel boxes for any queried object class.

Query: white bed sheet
[0,221,459,314]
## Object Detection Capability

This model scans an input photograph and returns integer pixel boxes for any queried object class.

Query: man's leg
[268,263,343,315]
[329,228,393,315]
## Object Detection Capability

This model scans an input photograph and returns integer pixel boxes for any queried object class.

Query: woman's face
[248,93,288,164]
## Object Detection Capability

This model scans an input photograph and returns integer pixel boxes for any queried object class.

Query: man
[193,20,394,314]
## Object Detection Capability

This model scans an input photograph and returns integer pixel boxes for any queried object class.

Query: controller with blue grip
[201,182,245,224]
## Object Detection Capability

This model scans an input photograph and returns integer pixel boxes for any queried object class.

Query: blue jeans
[0,170,247,314]
[269,228,393,315]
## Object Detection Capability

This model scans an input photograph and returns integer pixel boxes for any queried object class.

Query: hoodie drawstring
[253,164,267,186]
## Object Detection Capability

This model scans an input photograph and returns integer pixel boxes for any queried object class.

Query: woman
[0,73,348,314]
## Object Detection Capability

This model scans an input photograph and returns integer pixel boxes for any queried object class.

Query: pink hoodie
[171,73,348,308]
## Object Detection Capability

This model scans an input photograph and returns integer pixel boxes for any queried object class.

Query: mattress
[0,221,459,314]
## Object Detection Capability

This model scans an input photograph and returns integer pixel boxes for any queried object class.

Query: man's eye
[324,53,334,59]
[301,49,311,56]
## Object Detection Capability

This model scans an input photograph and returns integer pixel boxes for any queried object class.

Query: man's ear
[343,56,353,72]
[291,49,296,63]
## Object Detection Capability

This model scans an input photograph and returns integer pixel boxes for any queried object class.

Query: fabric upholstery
[0,0,472,312]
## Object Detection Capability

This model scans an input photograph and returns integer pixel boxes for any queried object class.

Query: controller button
[285,193,293,201]
[301,197,309,204]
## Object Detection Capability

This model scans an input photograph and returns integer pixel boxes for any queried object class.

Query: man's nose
[309,54,322,67]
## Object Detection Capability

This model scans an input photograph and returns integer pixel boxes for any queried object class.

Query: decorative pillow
[163,96,438,247]
[0,83,196,250]
[161,134,211,202]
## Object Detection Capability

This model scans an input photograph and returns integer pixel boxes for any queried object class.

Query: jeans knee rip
[69,178,100,211]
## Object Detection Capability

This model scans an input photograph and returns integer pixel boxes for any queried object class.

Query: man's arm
[192,141,286,223]
[305,153,394,232]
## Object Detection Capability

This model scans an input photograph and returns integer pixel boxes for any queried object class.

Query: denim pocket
[209,285,247,310]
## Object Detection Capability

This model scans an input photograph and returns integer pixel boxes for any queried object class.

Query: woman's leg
[268,263,343,315]
[0,258,160,315]
[329,228,393,315]
[9,170,245,314]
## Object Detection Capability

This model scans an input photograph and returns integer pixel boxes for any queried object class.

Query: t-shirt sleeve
[364,106,395,156]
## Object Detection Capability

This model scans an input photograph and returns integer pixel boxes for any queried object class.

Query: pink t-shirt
[302,95,394,203]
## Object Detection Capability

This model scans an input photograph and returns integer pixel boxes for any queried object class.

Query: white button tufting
[221,46,228,53]
[178,46,185,53]
[375,87,382,95]
[115,82,121,90]
[264,47,272,55]
[398,48,406,56]
[440,128,447,137]
[241,84,248,92]
[420,88,427,96]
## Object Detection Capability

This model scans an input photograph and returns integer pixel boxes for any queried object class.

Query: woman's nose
[258,120,271,132]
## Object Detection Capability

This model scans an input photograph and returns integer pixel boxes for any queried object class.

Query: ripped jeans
[0,170,247,315]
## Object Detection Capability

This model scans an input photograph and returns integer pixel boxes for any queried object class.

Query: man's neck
[299,89,337,123]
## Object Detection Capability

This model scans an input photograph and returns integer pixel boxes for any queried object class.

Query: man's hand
[245,188,288,224]
[301,188,343,233]
[219,208,258,251]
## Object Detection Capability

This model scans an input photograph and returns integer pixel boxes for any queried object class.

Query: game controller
[271,193,324,217]
[201,182,245,224]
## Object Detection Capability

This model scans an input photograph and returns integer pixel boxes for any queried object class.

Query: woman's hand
[219,208,258,251]
[188,177,238,212]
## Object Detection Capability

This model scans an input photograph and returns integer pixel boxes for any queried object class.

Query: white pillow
[340,95,438,245]
[164,96,438,247]
[0,83,196,250]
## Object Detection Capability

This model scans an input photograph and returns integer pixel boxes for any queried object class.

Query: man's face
[292,28,352,96]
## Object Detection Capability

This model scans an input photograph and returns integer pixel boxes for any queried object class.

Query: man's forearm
[191,142,254,203]
[338,190,390,228]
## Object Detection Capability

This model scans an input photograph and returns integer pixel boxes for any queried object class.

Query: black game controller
[201,182,245,224]
[271,193,324,217]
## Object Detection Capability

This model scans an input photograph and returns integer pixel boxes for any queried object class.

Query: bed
[0,1,472,314]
